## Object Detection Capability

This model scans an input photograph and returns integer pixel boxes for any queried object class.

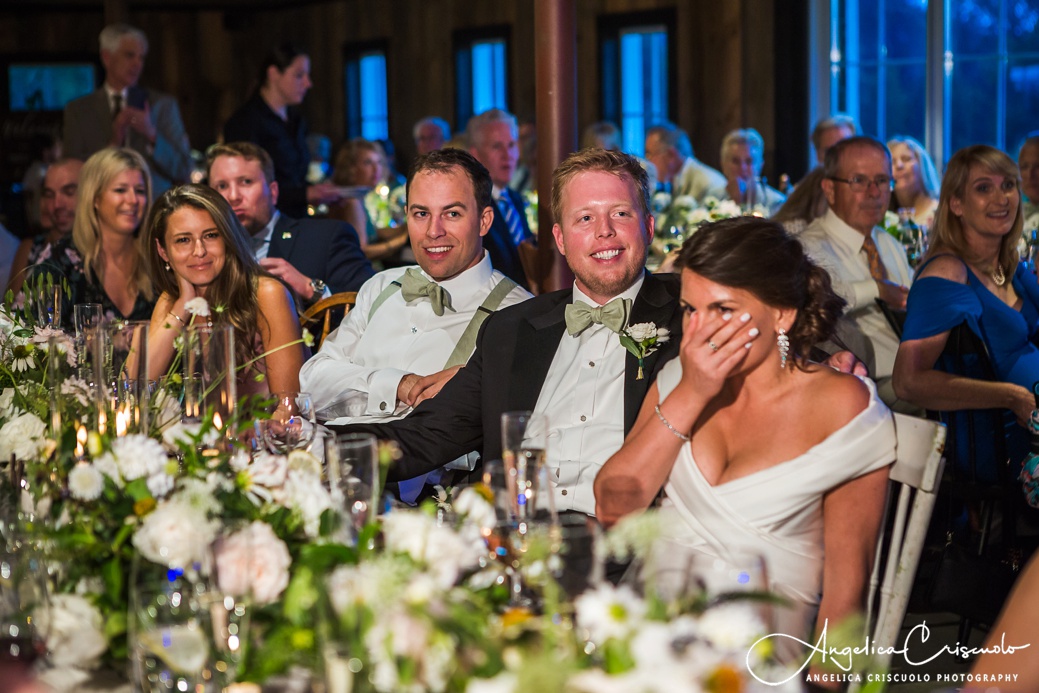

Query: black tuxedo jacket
[483,188,532,290]
[337,272,682,481]
[270,215,374,293]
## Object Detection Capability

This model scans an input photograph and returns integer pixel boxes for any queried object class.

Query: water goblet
[262,392,316,454]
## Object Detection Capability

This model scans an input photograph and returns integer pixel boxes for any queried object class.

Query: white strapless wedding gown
[653,358,896,643]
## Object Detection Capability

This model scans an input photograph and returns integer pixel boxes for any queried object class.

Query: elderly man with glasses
[799,136,914,409]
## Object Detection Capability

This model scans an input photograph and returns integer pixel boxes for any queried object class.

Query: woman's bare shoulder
[256,276,292,302]
[917,254,968,283]
[797,367,871,430]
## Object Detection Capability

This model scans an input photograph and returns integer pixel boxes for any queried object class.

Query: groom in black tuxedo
[335,148,682,513]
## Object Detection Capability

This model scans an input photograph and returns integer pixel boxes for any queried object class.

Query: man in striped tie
[799,136,914,409]
[466,109,532,289]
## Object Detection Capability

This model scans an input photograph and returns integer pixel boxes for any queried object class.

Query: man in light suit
[206,142,373,304]
[466,109,532,289]
[337,148,683,515]
[63,24,193,195]
[645,121,726,203]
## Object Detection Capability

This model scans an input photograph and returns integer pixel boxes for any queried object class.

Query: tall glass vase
[106,321,151,435]
[182,325,236,428]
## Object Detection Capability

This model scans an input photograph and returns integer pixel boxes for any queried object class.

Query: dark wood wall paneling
[0,0,802,185]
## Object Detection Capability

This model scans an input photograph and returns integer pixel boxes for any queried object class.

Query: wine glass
[262,392,316,454]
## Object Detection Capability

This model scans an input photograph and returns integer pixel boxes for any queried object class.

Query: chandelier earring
[165,262,171,271]
[777,328,790,369]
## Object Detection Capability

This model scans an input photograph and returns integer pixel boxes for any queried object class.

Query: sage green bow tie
[400,268,453,316]
[564,297,631,336]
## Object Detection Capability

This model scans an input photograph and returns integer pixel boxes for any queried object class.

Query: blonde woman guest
[144,184,304,395]
[33,148,154,322]
[888,135,940,228]
[705,128,787,216]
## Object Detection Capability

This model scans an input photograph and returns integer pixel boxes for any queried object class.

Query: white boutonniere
[619,322,670,380]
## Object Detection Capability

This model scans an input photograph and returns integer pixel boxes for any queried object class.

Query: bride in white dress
[595,217,895,659]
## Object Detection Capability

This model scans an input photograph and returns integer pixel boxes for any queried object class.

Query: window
[344,44,389,141]
[826,0,1039,164]
[454,28,510,128]
[7,63,96,111]
[600,12,674,157]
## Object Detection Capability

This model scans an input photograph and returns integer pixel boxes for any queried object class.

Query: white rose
[274,469,332,538]
[214,521,291,605]
[625,322,657,342]
[0,387,19,417]
[133,500,219,569]
[184,297,210,317]
[35,594,108,669]
[452,487,497,532]
[0,412,47,462]
[68,463,105,501]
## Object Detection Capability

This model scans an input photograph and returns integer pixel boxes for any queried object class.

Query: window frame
[453,25,512,130]
[343,39,390,141]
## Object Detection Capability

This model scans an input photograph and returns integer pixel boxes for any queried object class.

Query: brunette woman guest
[223,42,341,218]
[144,184,304,395]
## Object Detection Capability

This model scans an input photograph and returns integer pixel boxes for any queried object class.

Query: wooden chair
[299,291,357,349]
[853,413,946,687]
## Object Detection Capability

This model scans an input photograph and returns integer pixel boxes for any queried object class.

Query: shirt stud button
[561,489,568,496]
[379,401,387,411]
[588,361,595,367]
[580,415,587,422]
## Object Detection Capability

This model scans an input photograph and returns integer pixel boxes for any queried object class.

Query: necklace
[992,263,1006,287]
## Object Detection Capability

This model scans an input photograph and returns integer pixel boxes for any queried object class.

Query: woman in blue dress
[893,145,1036,464]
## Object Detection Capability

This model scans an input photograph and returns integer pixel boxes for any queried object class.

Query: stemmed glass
[262,392,316,454]
[500,411,548,524]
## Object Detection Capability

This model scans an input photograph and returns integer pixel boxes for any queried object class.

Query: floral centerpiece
[649,196,763,271]
[365,184,407,229]
[1,294,809,693]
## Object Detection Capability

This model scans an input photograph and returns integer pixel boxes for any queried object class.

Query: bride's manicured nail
[748,328,760,337]
[722,313,733,321]
[745,342,753,349]
[740,313,751,322]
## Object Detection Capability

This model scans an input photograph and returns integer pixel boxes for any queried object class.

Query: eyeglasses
[828,175,895,193]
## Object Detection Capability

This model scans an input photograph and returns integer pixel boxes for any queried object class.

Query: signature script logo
[745,619,1030,686]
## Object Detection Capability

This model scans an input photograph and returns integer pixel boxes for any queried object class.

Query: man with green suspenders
[300,148,531,500]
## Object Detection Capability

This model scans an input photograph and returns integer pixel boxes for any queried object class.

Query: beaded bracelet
[654,404,690,441]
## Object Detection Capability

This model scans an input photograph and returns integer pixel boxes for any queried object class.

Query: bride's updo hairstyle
[677,217,845,370]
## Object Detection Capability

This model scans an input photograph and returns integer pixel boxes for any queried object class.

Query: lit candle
[115,408,128,437]
[75,425,87,457]
[213,412,223,430]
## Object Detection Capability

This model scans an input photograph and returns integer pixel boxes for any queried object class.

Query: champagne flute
[0,542,50,672]
[326,433,380,537]
[262,392,316,454]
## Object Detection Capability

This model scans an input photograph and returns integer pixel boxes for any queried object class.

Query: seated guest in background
[888,135,941,228]
[63,24,192,196]
[413,116,451,157]
[466,108,532,289]
[0,223,17,293]
[800,137,913,408]
[705,128,786,215]
[644,121,725,203]
[810,113,857,166]
[581,120,658,192]
[772,167,828,235]
[509,121,537,195]
[145,184,304,395]
[337,148,683,512]
[376,137,407,188]
[206,142,373,305]
[33,148,155,323]
[21,132,62,232]
[894,145,1035,456]
[301,149,531,499]
[328,138,410,263]
[595,217,893,655]
[6,158,84,295]
[223,43,342,218]
[305,133,332,184]
[1019,133,1039,220]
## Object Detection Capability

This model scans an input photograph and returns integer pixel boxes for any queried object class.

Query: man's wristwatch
[308,278,327,301]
